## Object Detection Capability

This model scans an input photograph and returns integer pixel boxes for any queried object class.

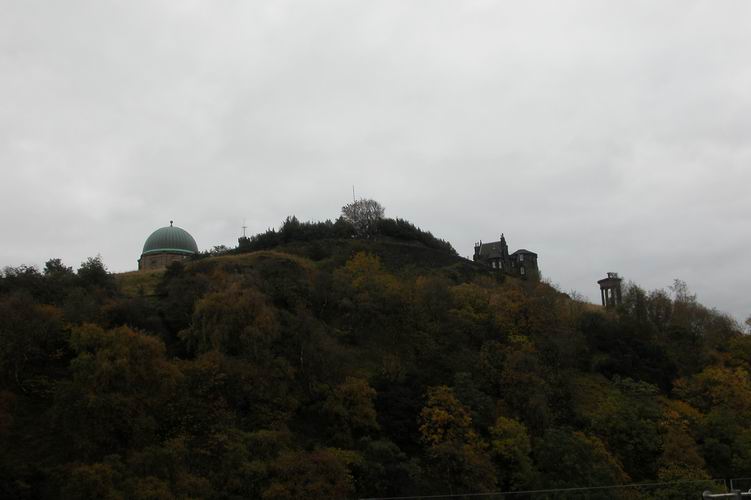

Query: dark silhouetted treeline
[231,216,456,256]
[0,237,747,499]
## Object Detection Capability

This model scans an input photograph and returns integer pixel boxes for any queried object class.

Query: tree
[341,199,384,237]
[42,258,77,305]
[355,438,420,497]
[419,386,476,448]
[418,386,496,494]
[533,428,629,491]
[179,285,279,358]
[60,462,123,500]
[77,255,115,291]
[0,294,65,393]
[44,258,73,276]
[489,416,535,490]
[322,377,379,446]
[263,449,358,500]
[53,325,181,458]
[0,390,14,439]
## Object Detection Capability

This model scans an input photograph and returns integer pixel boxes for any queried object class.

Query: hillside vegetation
[0,223,748,499]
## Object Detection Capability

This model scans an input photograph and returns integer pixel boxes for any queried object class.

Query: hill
[0,232,747,499]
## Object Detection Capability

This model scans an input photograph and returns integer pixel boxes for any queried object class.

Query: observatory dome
[142,222,198,256]
[138,222,198,271]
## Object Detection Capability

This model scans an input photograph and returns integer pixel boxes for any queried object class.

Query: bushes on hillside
[0,249,746,498]
[235,215,456,255]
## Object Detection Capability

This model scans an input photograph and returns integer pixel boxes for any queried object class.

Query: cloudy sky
[2,1,750,320]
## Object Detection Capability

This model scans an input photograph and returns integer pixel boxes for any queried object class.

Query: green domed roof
[142,223,198,256]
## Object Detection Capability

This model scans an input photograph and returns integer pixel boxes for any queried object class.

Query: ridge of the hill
[119,236,513,295]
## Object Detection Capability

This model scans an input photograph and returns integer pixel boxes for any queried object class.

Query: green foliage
[322,377,379,446]
[0,294,66,394]
[180,285,279,357]
[376,217,456,254]
[235,214,457,255]
[262,448,358,500]
[419,386,477,447]
[489,416,535,490]
[0,240,746,498]
[418,386,497,493]
[77,255,116,291]
[53,325,181,458]
[533,428,630,489]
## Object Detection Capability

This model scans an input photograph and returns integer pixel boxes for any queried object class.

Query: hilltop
[0,218,747,499]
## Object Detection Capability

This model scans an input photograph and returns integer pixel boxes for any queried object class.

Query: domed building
[138,221,199,271]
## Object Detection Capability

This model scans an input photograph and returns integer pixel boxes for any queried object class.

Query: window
[520,266,526,275]
[519,254,524,262]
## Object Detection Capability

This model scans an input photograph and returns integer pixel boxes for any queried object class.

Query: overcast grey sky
[2,1,749,320]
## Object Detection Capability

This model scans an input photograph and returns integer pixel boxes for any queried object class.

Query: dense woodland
[0,216,749,499]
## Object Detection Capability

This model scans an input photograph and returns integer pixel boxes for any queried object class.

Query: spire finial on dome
[170,220,173,226]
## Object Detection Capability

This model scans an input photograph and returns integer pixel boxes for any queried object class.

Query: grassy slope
[116,268,163,297]
[115,238,489,290]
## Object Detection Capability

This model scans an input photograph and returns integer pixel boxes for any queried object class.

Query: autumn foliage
[0,234,745,498]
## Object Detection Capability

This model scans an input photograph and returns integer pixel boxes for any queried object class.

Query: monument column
[597,273,623,309]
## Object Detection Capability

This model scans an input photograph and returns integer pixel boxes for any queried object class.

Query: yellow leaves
[69,324,181,396]
[338,252,402,300]
[421,407,453,444]
[419,386,477,448]
[659,398,703,434]
[659,425,707,472]
[344,251,383,280]
[657,399,710,482]
[726,335,751,370]
[488,281,527,329]
[194,286,276,334]
[333,253,407,334]
[451,278,543,338]
[419,386,498,492]
[323,377,379,438]
[676,365,751,415]
[183,284,279,357]
[488,416,535,490]
[448,283,493,330]
[451,283,490,312]
[489,416,531,466]
[569,374,622,425]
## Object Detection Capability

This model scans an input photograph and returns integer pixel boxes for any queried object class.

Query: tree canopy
[0,238,744,498]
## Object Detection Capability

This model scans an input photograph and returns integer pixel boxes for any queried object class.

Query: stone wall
[138,252,190,271]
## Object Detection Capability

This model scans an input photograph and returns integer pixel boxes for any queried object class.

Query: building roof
[598,277,623,285]
[477,241,504,258]
[511,249,537,256]
[142,223,198,256]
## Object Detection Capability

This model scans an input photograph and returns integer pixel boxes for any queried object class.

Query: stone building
[473,234,539,280]
[598,272,623,308]
[138,221,198,271]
